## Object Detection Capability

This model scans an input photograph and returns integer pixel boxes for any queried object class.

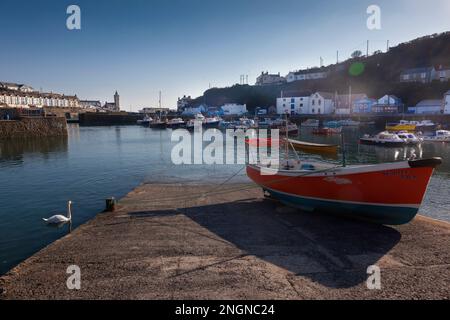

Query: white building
[80,100,102,110]
[409,100,443,115]
[308,92,335,114]
[220,103,247,116]
[177,95,193,112]
[255,72,286,86]
[286,70,328,83]
[334,94,367,115]
[444,91,450,114]
[276,96,310,115]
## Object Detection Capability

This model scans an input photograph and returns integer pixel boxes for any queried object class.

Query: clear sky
[0,0,449,111]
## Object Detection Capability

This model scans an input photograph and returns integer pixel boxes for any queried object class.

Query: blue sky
[0,0,449,110]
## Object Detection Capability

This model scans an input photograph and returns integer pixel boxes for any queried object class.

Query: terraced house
[0,81,79,109]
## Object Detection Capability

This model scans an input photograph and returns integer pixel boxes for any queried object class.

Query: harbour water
[0,124,449,275]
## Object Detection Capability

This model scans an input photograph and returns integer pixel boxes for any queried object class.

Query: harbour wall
[79,112,143,126]
[0,117,68,139]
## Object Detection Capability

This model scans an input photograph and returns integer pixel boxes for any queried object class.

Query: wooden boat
[313,127,342,135]
[286,138,338,155]
[386,120,416,132]
[246,158,442,225]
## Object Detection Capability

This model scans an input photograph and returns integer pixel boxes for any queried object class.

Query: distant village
[174,65,450,117]
[1,62,449,119]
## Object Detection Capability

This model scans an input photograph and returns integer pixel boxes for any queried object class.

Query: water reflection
[0,136,68,167]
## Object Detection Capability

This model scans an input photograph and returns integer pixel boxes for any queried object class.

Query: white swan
[43,201,72,224]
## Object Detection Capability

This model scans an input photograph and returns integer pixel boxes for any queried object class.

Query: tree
[351,50,363,58]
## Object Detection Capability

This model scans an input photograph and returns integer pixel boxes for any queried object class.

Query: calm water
[0,124,449,275]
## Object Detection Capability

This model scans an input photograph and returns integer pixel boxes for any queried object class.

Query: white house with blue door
[276,96,310,115]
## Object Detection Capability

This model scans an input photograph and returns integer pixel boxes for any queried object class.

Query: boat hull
[386,124,416,132]
[287,139,338,155]
[247,158,440,225]
[359,139,405,147]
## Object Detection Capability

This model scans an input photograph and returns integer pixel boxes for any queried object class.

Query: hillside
[191,32,450,111]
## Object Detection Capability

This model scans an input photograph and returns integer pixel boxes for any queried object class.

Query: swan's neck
[67,203,72,220]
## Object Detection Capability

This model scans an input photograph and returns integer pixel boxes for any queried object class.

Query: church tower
[114,91,120,111]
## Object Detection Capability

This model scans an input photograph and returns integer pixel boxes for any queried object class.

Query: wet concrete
[1,183,449,299]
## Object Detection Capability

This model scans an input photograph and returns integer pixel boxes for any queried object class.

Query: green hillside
[192,32,450,111]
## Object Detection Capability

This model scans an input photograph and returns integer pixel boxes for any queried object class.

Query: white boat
[166,118,185,129]
[137,115,153,126]
[396,131,423,145]
[360,131,407,147]
[186,114,205,131]
[421,130,450,142]
[338,119,360,127]
[410,120,437,131]
[204,116,221,128]
[301,119,320,128]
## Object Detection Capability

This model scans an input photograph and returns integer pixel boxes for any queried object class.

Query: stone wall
[0,117,68,139]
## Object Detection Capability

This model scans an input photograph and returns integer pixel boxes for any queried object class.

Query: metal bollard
[105,197,116,212]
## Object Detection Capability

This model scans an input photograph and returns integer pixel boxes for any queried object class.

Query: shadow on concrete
[127,197,401,289]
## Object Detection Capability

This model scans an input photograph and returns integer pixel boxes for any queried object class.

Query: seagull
[43,201,72,224]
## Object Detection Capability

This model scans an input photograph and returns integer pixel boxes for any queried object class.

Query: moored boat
[396,131,423,145]
[313,127,342,135]
[420,130,450,142]
[386,120,416,132]
[279,124,299,136]
[166,118,185,129]
[286,138,338,155]
[246,158,442,225]
[203,116,221,128]
[301,119,320,128]
[137,115,153,126]
[150,118,167,129]
[360,131,406,147]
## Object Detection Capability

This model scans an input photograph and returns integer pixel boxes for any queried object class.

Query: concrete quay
[1,183,449,300]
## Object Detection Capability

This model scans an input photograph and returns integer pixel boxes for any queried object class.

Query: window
[291,98,295,103]
[318,100,322,106]
[312,100,315,106]
[291,104,295,109]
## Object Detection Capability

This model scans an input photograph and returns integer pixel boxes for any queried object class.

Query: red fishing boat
[246,158,441,225]
[245,138,278,148]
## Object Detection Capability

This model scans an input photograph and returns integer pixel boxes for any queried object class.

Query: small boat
[323,121,341,128]
[246,158,442,225]
[286,138,338,155]
[301,119,320,128]
[245,138,278,148]
[396,131,423,145]
[313,127,342,135]
[279,124,299,136]
[137,115,152,126]
[257,118,273,129]
[420,130,450,142]
[186,114,205,131]
[338,119,360,127]
[360,131,406,147]
[410,120,437,132]
[150,118,167,129]
[386,120,416,132]
[203,116,221,128]
[166,118,185,129]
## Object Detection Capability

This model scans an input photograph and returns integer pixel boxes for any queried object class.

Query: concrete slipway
[1,183,449,299]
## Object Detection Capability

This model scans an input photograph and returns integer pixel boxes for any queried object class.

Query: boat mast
[341,132,347,167]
